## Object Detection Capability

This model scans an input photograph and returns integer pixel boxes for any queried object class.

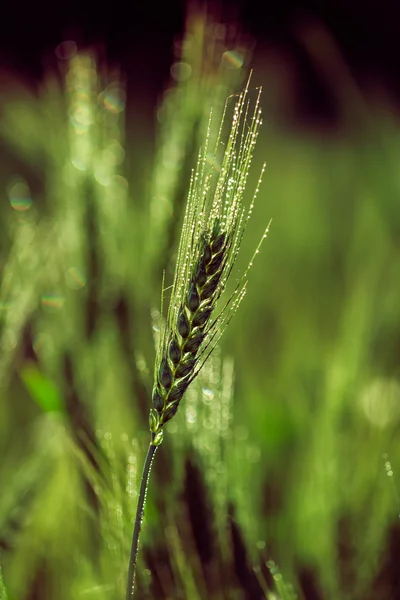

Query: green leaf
[19,363,64,413]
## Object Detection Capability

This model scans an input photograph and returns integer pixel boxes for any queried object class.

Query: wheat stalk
[126,75,270,599]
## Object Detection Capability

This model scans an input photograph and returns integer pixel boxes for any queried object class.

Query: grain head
[149,76,269,446]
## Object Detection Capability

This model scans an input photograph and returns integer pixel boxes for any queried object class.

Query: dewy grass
[125,75,269,599]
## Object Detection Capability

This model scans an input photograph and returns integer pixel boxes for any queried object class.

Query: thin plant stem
[125,434,158,600]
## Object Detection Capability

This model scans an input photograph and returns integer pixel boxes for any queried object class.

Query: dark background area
[1,0,399,99]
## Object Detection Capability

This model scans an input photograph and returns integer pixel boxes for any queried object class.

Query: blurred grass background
[1,5,400,600]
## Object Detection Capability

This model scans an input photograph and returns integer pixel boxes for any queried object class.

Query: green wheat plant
[125,76,270,599]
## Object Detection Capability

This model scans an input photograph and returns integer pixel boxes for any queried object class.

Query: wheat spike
[149,76,269,445]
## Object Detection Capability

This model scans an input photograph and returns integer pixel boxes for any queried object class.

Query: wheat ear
[126,77,269,600]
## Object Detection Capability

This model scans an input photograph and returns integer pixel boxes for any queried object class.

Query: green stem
[125,435,158,600]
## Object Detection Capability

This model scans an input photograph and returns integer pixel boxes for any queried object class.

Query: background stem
[125,436,158,600]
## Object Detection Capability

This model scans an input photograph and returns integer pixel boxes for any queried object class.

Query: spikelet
[149,76,269,445]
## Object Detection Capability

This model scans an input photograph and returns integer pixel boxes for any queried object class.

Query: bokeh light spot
[71,105,93,127]
[99,84,126,114]
[360,378,400,428]
[94,165,111,187]
[41,294,65,311]
[103,140,125,166]
[186,406,197,424]
[71,157,88,171]
[202,387,214,403]
[170,61,192,82]
[65,267,87,290]
[55,41,77,60]
[8,178,32,211]
[222,50,244,69]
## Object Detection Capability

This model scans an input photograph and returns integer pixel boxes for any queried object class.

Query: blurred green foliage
[1,8,400,600]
